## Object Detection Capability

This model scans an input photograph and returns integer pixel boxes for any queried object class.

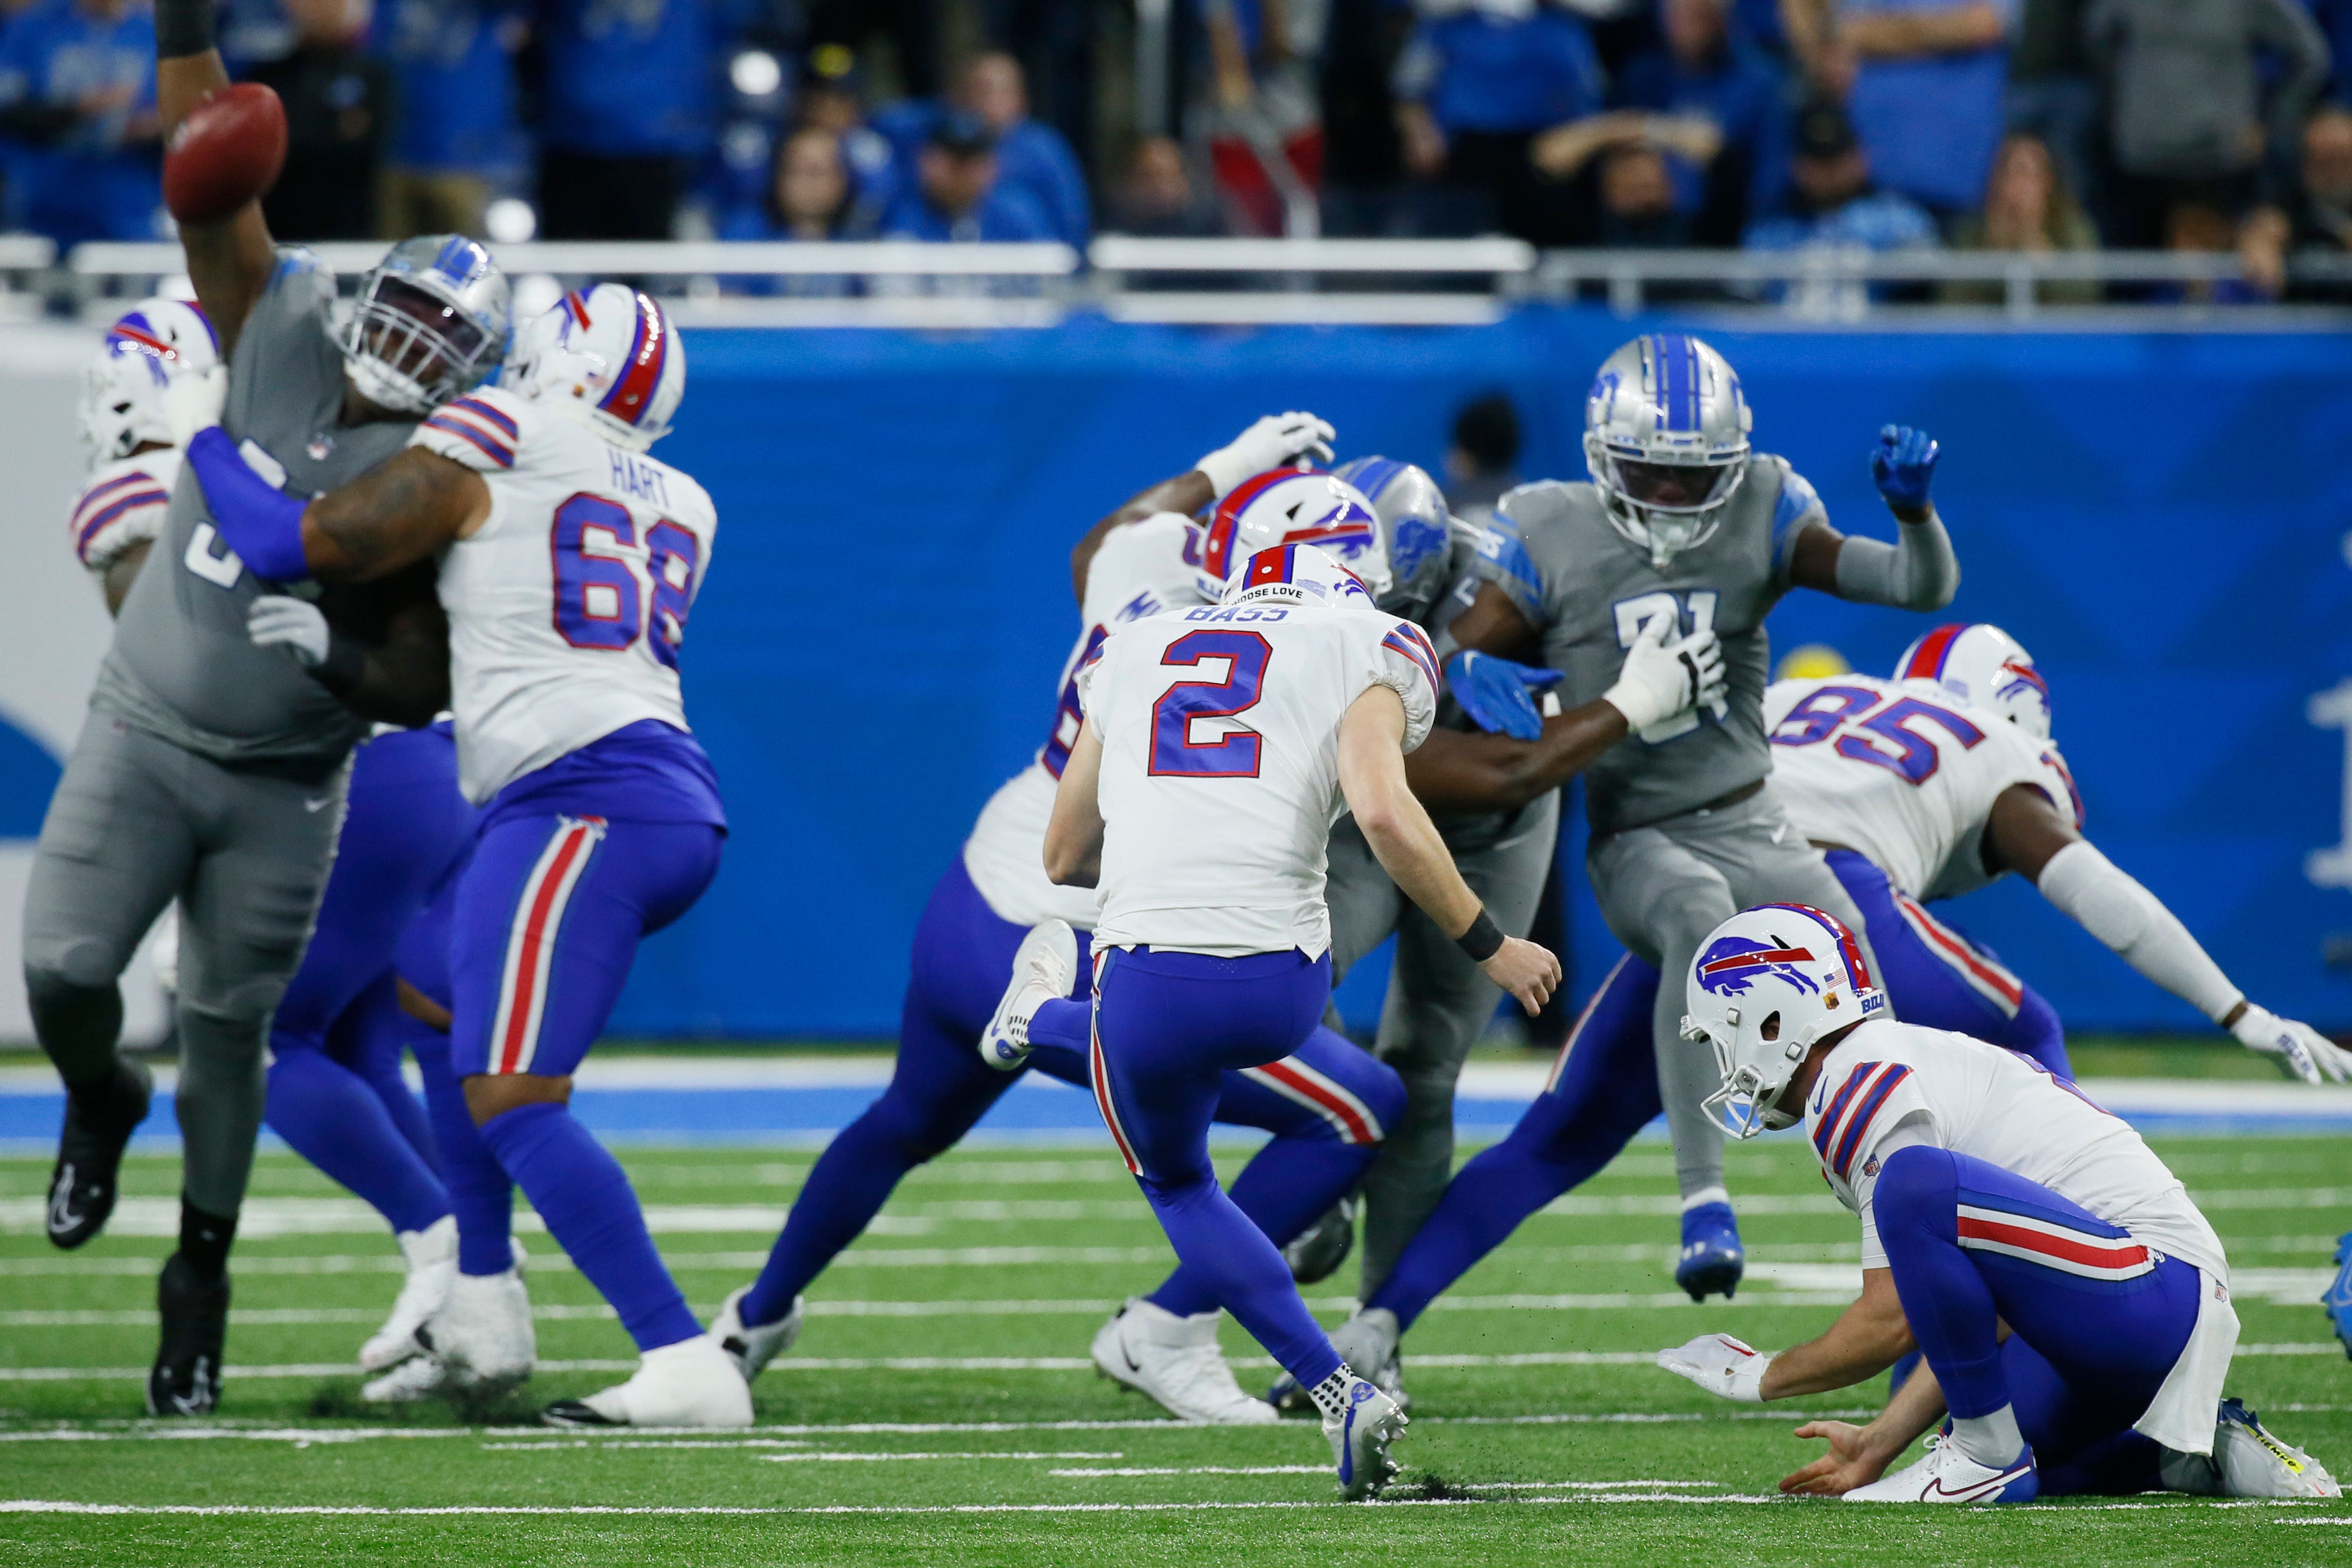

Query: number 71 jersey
[412,385,718,804]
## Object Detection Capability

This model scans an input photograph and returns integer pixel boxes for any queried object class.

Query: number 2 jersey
[1803,1016,2234,1452]
[1075,597,1440,959]
[1763,675,2083,901]
[410,384,718,805]
[961,512,1207,929]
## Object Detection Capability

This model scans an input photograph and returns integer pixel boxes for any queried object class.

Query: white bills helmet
[79,298,220,462]
[340,234,512,414]
[1332,455,1455,622]
[1221,543,1375,609]
[1681,904,1885,1139]
[1583,333,1753,567]
[1896,623,2052,741]
[505,284,687,452]
[1199,469,1389,600]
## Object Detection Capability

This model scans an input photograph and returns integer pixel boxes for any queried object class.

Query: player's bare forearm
[1069,470,1216,602]
[319,565,450,726]
[100,540,151,616]
[304,449,489,581]
[156,50,273,351]
[1444,582,1544,664]
[1758,1270,1914,1398]
[1841,2,2001,55]
[1781,1361,1949,1495]
[1339,688,1481,937]
[1403,699,1629,816]
[1044,723,1106,887]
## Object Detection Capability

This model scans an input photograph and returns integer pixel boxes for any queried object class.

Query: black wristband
[313,634,368,698]
[1455,908,1505,963]
[155,0,217,58]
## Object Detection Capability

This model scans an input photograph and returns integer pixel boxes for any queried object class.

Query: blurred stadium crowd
[3,0,2351,299]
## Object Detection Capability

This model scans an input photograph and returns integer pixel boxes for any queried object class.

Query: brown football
[162,83,288,225]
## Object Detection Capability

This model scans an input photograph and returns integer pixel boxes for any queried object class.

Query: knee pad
[25,938,125,995]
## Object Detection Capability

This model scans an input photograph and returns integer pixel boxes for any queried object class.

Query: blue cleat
[2323,1232,2352,1359]
[1676,1200,1744,1301]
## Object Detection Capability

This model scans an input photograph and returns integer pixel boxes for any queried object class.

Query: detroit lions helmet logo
[1695,936,1822,998]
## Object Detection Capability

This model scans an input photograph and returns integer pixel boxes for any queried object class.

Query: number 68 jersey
[411,384,718,804]
[1764,675,2082,902]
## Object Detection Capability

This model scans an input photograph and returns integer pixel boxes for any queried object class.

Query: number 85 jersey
[413,385,718,804]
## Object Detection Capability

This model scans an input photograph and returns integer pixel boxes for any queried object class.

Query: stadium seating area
[4,0,2352,300]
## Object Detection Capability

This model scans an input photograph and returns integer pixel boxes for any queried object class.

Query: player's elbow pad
[2035,840,2240,1021]
[1831,510,1958,609]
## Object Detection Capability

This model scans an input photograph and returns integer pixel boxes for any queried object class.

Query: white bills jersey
[1764,675,2084,900]
[411,386,718,804]
[70,449,183,573]
[1076,597,1440,958]
[962,512,1208,928]
[1806,1016,2235,1452]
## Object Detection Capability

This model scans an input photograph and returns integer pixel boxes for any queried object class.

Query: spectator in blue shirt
[536,0,727,238]
[1393,0,1604,242]
[871,52,1089,247]
[880,107,1055,241]
[1608,0,1789,238]
[374,0,523,236]
[718,124,866,296]
[0,0,163,245]
[1807,0,2014,218]
[1746,96,1937,304]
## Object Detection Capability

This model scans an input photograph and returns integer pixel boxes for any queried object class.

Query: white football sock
[1948,1405,2024,1468]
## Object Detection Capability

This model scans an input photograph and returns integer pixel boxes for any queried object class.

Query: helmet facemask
[1585,434,1747,569]
[342,274,502,414]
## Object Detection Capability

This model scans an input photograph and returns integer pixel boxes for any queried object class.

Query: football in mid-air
[162,83,287,225]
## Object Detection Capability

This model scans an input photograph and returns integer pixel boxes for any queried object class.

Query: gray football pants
[1586,785,1880,1206]
[1325,790,1558,1301]
[22,714,347,1216]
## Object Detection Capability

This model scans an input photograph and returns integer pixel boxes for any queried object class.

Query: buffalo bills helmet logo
[1695,935,1821,998]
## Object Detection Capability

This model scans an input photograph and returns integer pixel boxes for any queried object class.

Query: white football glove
[1601,615,1723,732]
[248,595,331,668]
[1194,411,1338,499]
[161,361,227,450]
[2231,1004,2352,1085]
[1657,1333,1771,1403]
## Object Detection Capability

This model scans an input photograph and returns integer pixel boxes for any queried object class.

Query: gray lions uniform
[1325,520,1559,1299]
[24,249,413,1216]
[1480,455,1881,1205]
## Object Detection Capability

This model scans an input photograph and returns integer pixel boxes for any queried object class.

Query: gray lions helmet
[1583,333,1753,568]
[339,234,513,415]
[1332,456,1459,624]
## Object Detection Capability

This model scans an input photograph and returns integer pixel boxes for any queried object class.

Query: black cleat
[148,1253,229,1417]
[1282,1195,1358,1287]
[47,1058,152,1249]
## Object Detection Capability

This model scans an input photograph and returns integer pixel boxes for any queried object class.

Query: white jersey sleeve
[959,512,1211,930]
[69,450,183,573]
[424,386,719,803]
[1764,675,2078,899]
[1077,600,1437,958]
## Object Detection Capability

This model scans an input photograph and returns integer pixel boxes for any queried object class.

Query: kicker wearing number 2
[184,283,748,1430]
[1446,333,1960,1300]
[27,0,510,1418]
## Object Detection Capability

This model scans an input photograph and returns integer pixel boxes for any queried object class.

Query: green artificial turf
[3,1132,2348,1564]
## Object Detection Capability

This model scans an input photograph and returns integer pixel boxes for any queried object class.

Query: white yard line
[755,1451,1126,1464]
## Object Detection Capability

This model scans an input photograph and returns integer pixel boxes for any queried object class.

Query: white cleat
[541,1335,754,1428]
[419,1266,536,1394]
[1272,1309,1406,1415]
[979,920,1076,1070]
[1843,1435,2039,1503]
[708,1285,802,1381]
[2161,1398,2342,1498]
[1324,1377,1408,1500]
[360,1352,452,1404]
[1091,1297,1279,1425]
[359,1215,458,1372]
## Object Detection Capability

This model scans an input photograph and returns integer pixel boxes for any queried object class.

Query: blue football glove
[1871,424,1939,513]
[1444,650,1563,742]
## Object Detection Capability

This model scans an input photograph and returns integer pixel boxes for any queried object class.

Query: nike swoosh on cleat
[1122,1345,1142,1375]
[1925,1464,2027,1501]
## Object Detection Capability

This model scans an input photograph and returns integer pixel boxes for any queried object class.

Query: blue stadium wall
[610,311,2352,1038]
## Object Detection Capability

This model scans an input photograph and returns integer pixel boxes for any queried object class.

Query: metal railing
[28,236,2352,328]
